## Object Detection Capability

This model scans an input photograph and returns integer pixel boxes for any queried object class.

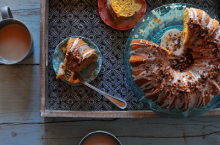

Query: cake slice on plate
[56,38,98,83]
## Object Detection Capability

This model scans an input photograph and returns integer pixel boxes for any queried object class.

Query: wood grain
[0,0,40,10]
[40,0,48,117]
[0,65,42,123]
[1,117,220,145]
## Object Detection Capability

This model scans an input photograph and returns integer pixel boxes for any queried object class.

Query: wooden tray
[40,0,220,118]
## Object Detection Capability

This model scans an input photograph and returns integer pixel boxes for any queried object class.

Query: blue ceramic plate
[53,36,102,86]
[124,3,220,118]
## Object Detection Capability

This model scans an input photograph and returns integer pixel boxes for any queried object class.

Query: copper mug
[0,6,33,64]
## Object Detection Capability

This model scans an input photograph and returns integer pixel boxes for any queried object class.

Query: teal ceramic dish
[53,36,102,86]
[124,3,220,118]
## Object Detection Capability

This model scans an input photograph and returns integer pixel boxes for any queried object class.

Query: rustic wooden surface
[1,0,220,144]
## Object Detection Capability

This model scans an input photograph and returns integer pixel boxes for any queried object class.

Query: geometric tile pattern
[48,0,220,111]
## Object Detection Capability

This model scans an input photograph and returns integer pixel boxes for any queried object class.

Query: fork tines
[66,69,72,80]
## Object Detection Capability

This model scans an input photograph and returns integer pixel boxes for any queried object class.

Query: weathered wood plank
[0,9,40,64]
[40,0,48,118]
[1,117,220,145]
[0,65,42,123]
[0,0,40,10]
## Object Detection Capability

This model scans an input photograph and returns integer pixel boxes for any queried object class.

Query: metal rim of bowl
[79,130,122,145]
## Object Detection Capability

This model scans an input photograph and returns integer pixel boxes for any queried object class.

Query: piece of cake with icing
[64,38,98,73]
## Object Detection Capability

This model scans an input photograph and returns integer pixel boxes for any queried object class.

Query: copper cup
[0,6,33,64]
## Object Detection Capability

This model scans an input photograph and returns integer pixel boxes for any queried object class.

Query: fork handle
[83,82,127,109]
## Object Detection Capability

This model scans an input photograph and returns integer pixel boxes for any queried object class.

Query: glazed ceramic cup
[0,6,33,64]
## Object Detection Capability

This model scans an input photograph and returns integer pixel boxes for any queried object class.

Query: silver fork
[66,70,127,109]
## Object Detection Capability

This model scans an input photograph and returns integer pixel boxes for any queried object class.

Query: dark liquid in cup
[0,24,30,61]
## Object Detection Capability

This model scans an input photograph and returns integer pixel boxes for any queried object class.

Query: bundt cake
[56,38,98,83]
[129,8,220,111]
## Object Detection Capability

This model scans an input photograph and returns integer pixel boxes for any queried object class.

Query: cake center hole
[170,52,194,72]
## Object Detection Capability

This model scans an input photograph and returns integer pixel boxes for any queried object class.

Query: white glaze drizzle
[145,86,163,97]
[191,8,198,21]
[188,9,194,19]
[132,64,147,71]
[131,47,155,59]
[209,79,220,94]
[82,50,97,59]
[132,71,149,81]
[70,38,79,52]
[78,44,91,54]
[70,38,97,60]
[207,18,213,29]
[201,11,207,27]
[57,62,65,76]
[140,83,152,90]
[160,29,184,56]
[214,26,220,39]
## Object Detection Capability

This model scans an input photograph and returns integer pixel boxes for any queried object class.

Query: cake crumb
[61,47,67,53]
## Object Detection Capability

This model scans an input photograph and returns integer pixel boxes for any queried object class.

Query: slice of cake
[56,37,98,83]
[109,0,142,18]
[64,38,98,73]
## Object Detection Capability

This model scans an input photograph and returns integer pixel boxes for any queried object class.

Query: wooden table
[1,0,220,144]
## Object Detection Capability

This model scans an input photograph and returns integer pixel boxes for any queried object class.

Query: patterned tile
[48,0,220,111]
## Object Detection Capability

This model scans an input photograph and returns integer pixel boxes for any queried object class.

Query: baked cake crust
[129,8,220,111]
[129,38,220,112]
[183,8,220,54]
[105,0,142,24]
